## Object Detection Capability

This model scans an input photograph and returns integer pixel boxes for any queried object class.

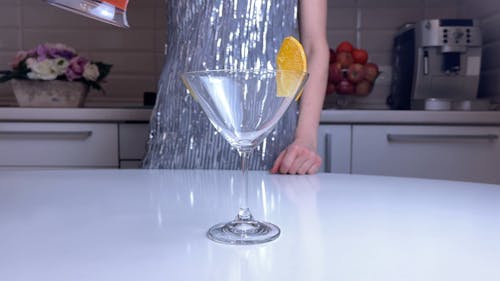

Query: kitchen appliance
[388,19,484,110]
[45,0,129,28]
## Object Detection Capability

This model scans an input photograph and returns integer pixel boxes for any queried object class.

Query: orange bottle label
[103,0,129,10]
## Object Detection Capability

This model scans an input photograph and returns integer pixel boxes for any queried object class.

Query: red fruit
[355,80,373,96]
[335,51,354,68]
[329,62,344,83]
[336,41,354,54]
[352,48,369,64]
[326,83,336,95]
[329,48,336,63]
[347,63,365,83]
[336,79,355,95]
[364,63,380,82]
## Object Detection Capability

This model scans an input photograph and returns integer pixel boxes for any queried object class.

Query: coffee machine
[388,19,484,110]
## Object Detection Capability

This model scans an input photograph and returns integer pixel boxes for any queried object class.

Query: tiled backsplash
[0,0,498,108]
[327,0,460,109]
[327,0,500,109]
[0,0,165,106]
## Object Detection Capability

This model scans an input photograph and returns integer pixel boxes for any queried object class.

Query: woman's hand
[270,140,321,175]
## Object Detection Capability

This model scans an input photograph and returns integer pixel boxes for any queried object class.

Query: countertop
[0,107,152,122]
[320,109,500,125]
[1,169,499,281]
[1,107,500,124]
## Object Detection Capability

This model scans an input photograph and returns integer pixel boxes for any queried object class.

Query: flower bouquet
[0,43,112,107]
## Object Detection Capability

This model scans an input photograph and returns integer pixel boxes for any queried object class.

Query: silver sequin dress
[143,0,299,170]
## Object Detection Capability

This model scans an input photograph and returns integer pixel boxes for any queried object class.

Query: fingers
[270,150,286,174]
[297,158,321,175]
[272,144,322,175]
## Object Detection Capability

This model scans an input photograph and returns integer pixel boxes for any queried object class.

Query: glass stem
[237,150,253,221]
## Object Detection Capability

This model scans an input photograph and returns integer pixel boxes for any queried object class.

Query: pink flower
[10,51,28,69]
[65,56,88,81]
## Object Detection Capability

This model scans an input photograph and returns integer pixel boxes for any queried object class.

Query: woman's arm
[271,0,329,174]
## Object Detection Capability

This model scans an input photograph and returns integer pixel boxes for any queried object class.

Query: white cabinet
[0,122,118,168]
[0,122,151,169]
[318,123,500,184]
[351,125,500,184]
[317,125,352,173]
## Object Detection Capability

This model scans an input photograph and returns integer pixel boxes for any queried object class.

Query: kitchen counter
[0,107,152,122]
[320,109,500,125]
[1,107,500,124]
[1,169,499,281]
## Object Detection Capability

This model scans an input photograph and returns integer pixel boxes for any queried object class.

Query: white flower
[83,63,100,81]
[27,59,59,80]
[52,58,69,76]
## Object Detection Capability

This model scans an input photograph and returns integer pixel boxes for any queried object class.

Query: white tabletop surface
[1,169,499,281]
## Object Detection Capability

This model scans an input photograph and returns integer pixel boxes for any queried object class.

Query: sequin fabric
[143,0,299,170]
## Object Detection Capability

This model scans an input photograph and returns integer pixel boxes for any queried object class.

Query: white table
[1,169,499,281]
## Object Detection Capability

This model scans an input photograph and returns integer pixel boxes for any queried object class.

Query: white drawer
[118,123,149,160]
[0,122,118,167]
[352,125,500,184]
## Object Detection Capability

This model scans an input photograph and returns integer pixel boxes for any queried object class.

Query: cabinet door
[317,125,351,173]
[0,122,118,168]
[118,123,149,164]
[352,125,500,184]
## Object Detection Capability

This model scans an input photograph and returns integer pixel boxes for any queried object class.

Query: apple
[335,51,354,68]
[329,48,336,63]
[352,48,368,64]
[336,41,354,53]
[329,62,344,83]
[364,63,379,82]
[336,79,355,95]
[355,80,373,96]
[326,83,336,95]
[347,63,365,83]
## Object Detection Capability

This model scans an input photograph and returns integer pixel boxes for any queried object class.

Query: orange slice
[276,36,307,100]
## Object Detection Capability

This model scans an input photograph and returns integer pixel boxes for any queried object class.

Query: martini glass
[181,69,309,245]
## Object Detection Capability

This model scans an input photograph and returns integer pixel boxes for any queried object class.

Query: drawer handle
[0,130,93,139]
[387,134,499,142]
[324,133,332,173]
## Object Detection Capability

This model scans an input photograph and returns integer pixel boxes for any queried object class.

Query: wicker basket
[11,79,89,107]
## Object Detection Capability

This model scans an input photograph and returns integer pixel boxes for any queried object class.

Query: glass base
[207,219,281,245]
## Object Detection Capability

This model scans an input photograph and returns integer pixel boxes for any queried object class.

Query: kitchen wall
[328,0,459,108]
[0,0,498,108]
[0,0,166,106]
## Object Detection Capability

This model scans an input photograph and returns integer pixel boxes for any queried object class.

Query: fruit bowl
[326,41,380,97]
